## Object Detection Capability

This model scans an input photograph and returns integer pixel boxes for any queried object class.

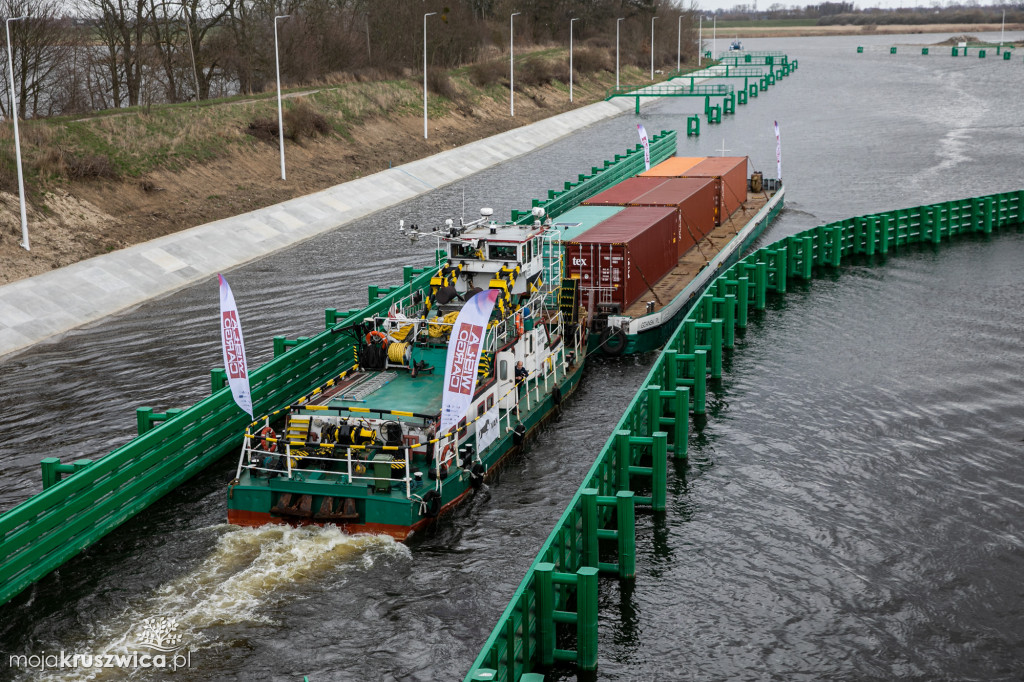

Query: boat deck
[622,191,770,318]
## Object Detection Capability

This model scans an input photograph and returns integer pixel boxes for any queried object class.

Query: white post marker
[5,16,28,251]
[570,17,579,103]
[616,17,624,89]
[775,121,782,180]
[423,11,437,139]
[650,16,658,81]
[274,14,290,180]
[713,15,716,62]
[510,12,520,116]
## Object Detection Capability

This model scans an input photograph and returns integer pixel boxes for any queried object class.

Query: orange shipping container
[681,156,748,225]
[639,156,706,178]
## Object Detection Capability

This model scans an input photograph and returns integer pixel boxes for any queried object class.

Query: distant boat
[729,39,743,51]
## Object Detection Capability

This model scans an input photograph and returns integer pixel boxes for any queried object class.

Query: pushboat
[227,207,586,540]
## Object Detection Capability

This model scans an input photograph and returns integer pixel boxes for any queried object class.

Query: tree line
[1,0,697,120]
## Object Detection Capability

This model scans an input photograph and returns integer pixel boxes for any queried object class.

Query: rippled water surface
[2,32,1024,681]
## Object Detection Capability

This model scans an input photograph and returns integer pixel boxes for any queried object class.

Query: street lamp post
[713,15,716,61]
[570,18,579,102]
[423,11,436,139]
[5,16,28,250]
[677,15,683,74]
[274,14,290,181]
[616,17,624,89]
[510,12,520,116]
[650,16,658,80]
[698,15,702,67]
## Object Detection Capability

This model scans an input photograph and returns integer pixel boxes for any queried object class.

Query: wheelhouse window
[489,244,518,261]
[451,242,476,259]
[499,359,508,381]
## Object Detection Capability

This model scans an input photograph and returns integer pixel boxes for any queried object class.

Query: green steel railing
[511,130,676,224]
[464,189,1024,682]
[0,137,681,609]
[604,83,732,99]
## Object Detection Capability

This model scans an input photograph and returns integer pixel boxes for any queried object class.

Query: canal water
[2,32,1023,681]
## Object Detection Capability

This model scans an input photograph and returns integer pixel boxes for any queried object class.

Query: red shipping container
[581,177,667,207]
[628,177,717,258]
[565,206,678,313]
[680,156,748,225]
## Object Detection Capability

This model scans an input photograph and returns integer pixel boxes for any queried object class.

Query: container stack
[641,156,749,225]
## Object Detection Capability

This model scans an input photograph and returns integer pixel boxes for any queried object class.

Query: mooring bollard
[857,46,864,53]
[749,82,758,98]
[723,93,735,115]
[979,49,986,58]
[952,46,959,56]
[707,104,722,124]
[738,89,747,105]
[922,47,929,55]
[890,46,897,54]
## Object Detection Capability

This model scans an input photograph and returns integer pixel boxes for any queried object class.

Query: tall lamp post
[570,17,579,102]
[423,11,436,139]
[698,15,703,67]
[677,15,683,74]
[616,17,624,89]
[510,12,520,116]
[712,15,717,61]
[650,16,658,80]
[5,16,28,251]
[274,14,290,181]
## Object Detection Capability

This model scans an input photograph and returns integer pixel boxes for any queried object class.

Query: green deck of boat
[327,347,449,415]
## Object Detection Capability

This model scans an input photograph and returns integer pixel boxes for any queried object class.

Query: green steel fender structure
[0,133,676,609]
[463,189,1024,682]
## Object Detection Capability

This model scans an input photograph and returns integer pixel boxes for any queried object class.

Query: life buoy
[514,313,524,336]
[422,489,442,517]
[259,426,277,453]
[365,330,389,346]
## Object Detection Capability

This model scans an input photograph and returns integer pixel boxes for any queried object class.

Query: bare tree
[0,0,70,119]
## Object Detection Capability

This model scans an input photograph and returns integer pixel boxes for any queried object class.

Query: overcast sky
[698,0,1013,11]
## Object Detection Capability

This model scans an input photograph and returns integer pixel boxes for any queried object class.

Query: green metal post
[932,206,942,244]
[211,368,227,393]
[723,295,736,348]
[710,320,723,380]
[694,350,707,414]
[984,197,993,234]
[684,319,696,353]
[802,236,814,279]
[754,261,767,310]
[136,406,153,435]
[775,247,787,293]
[879,215,890,254]
[582,488,598,568]
[647,385,662,436]
[664,350,678,389]
[535,563,555,666]
[576,566,599,671]
[737,276,749,328]
[325,308,338,327]
[673,387,689,459]
[866,215,877,256]
[273,335,286,357]
[40,458,60,489]
[651,432,668,512]
[616,491,636,579]
[616,430,631,491]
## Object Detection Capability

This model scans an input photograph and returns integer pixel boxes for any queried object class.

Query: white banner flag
[476,405,500,454]
[774,120,782,180]
[218,274,254,418]
[439,289,500,436]
[637,124,651,171]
